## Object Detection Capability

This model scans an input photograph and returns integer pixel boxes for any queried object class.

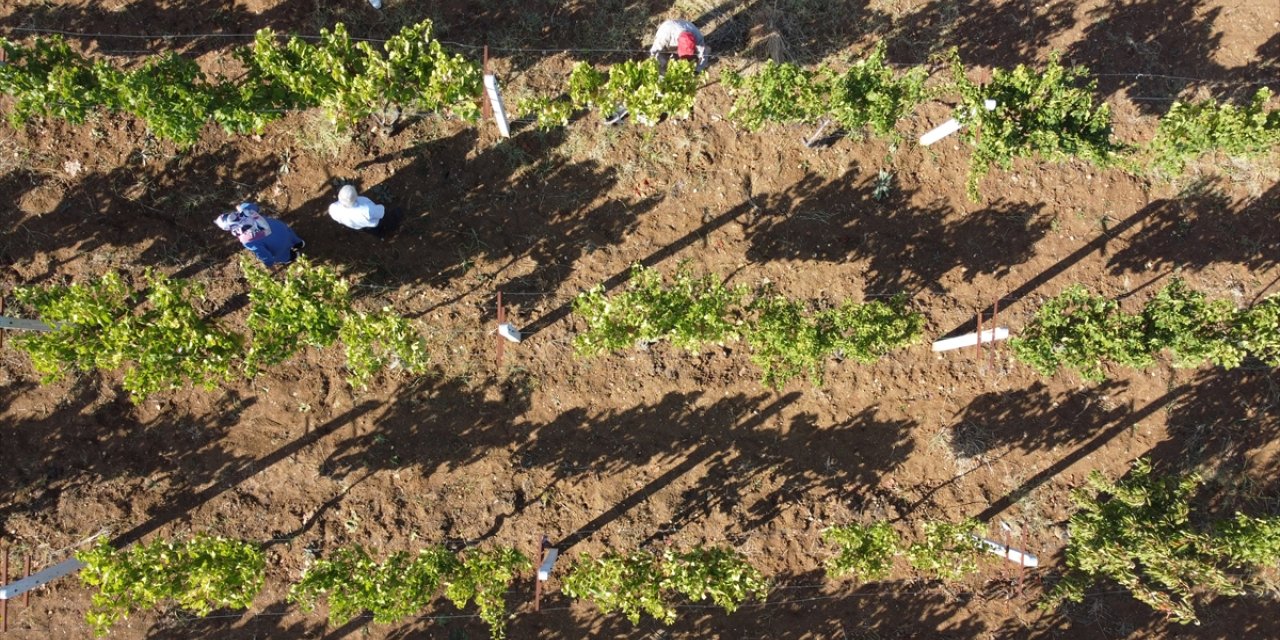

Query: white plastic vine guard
[497,323,522,343]
[974,536,1039,567]
[368,0,382,8]
[919,99,996,146]
[931,328,1009,352]
[484,75,512,138]
[537,548,559,581]
[0,316,53,332]
[0,558,85,599]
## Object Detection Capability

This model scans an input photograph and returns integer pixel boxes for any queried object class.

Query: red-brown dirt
[1,0,1279,638]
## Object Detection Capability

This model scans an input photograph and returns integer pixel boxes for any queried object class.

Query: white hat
[338,184,359,206]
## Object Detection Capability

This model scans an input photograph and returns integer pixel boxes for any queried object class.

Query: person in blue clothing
[214,202,304,267]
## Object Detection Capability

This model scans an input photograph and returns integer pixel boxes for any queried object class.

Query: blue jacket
[244,218,302,267]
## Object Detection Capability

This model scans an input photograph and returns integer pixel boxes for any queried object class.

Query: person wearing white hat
[328,184,392,237]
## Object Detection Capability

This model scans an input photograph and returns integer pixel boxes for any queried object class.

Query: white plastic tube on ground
[0,558,85,600]
[920,118,962,146]
[919,100,996,146]
[975,537,1039,567]
[497,323,522,343]
[484,75,511,138]
[931,328,1009,352]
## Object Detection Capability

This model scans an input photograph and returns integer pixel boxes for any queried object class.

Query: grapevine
[442,547,531,639]
[568,59,698,126]
[573,266,921,387]
[78,536,264,636]
[340,309,430,389]
[572,264,745,355]
[242,256,349,375]
[1012,281,1280,380]
[745,293,923,388]
[949,52,1122,200]
[822,522,899,582]
[289,545,458,624]
[13,271,239,402]
[1044,458,1280,624]
[1148,87,1280,176]
[562,546,765,626]
[0,35,105,126]
[12,272,132,382]
[904,519,986,580]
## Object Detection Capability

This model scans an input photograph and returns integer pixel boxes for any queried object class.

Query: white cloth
[328,196,385,230]
[649,19,709,65]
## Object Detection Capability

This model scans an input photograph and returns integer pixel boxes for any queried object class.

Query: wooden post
[975,310,983,363]
[481,46,493,120]
[3,547,9,632]
[21,556,29,607]
[990,298,999,369]
[533,535,547,612]
[496,291,506,369]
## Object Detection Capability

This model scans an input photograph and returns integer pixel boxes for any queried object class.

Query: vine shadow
[1062,0,1271,113]
[0,373,258,541]
[743,170,1053,294]
[0,145,277,286]
[885,0,1077,67]
[1105,180,1280,277]
[293,124,657,301]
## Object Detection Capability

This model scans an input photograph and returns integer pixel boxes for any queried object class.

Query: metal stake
[975,310,983,364]
[496,291,506,369]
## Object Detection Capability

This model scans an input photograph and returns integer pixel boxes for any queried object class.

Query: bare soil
[1,0,1279,638]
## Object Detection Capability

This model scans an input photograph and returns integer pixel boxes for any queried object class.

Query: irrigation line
[4,26,1278,88]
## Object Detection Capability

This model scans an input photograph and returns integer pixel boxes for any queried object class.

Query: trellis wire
[4,26,1278,89]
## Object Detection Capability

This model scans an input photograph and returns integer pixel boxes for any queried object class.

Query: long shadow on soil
[985,367,1280,636]
[108,400,380,547]
[321,376,916,551]
[1104,180,1280,277]
[287,125,657,302]
[518,168,1051,336]
[743,172,1052,294]
[961,364,1280,526]
[1061,0,1273,113]
[0,0,672,70]
[0,145,277,285]
[1142,366,1280,510]
[885,0,1077,67]
[886,0,1272,114]
[943,178,1280,339]
[0,375,259,539]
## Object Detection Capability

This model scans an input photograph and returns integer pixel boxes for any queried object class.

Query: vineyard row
[2,21,1278,199]
[66,458,1280,636]
[8,263,1280,401]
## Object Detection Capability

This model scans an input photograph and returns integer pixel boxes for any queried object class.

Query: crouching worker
[215,202,304,267]
[328,185,397,239]
[649,19,710,74]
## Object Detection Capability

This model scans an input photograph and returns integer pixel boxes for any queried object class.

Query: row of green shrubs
[77,458,1280,635]
[576,268,1280,386]
[572,264,925,387]
[12,257,427,400]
